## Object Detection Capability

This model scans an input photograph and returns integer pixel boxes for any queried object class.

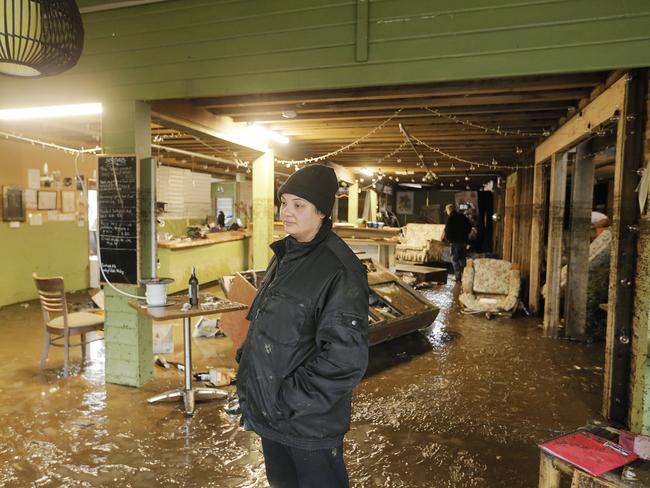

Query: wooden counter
[157,231,251,294]
[344,238,397,270]
[273,222,400,241]
[157,230,251,249]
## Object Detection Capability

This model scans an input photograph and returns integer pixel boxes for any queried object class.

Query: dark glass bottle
[188,266,199,306]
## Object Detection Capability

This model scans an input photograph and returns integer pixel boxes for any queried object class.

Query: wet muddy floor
[0,279,603,487]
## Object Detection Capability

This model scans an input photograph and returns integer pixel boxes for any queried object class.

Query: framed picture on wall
[61,190,75,213]
[2,186,25,222]
[37,190,58,210]
[396,191,414,215]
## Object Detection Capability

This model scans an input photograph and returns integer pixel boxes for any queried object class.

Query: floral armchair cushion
[460,258,521,313]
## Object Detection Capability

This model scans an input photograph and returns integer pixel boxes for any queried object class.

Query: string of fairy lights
[354,117,620,192]
[0,130,102,154]
[276,101,618,189]
[275,104,622,181]
[0,92,625,190]
[276,108,403,168]
[423,107,549,137]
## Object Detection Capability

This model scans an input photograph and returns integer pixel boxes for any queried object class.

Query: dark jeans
[261,437,349,488]
[450,242,467,279]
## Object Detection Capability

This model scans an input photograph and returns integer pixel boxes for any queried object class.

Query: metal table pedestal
[147,316,227,415]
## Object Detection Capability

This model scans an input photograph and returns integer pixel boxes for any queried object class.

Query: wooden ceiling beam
[231,104,570,124]
[151,100,269,153]
[195,73,605,109]
[214,89,588,118]
[269,114,560,129]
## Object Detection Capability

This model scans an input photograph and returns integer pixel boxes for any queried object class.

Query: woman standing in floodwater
[236,164,369,488]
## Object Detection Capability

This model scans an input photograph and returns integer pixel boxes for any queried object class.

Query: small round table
[130,295,245,415]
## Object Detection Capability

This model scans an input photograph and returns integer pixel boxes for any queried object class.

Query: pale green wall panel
[83,3,354,45]
[0,222,89,308]
[78,26,355,75]
[1,0,650,106]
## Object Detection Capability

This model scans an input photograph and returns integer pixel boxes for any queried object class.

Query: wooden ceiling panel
[188,72,613,180]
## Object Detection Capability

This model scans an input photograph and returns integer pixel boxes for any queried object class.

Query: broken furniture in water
[458,258,521,319]
[220,258,439,349]
[394,263,448,287]
[364,259,439,345]
[129,295,245,415]
[395,223,451,264]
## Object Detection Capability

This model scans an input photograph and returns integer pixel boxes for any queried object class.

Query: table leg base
[148,387,228,415]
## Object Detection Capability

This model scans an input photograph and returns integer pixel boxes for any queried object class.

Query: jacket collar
[270,218,332,261]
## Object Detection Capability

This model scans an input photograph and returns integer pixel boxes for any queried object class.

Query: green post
[369,189,378,222]
[101,100,154,387]
[252,151,274,269]
[348,182,359,224]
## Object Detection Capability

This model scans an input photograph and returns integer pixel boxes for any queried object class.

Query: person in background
[442,203,472,281]
[217,210,226,229]
[236,164,369,488]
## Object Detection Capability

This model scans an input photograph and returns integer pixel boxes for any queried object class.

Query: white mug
[145,283,167,306]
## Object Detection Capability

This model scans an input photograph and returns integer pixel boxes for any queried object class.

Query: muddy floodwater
[0,279,603,487]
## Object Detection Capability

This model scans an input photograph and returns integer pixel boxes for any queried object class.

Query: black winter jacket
[236,220,369,449]
[444,211,472,243]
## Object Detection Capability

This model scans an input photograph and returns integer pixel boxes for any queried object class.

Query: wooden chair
[33,273,104,377]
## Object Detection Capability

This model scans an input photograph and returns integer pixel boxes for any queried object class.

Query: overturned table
[394,263,448,284]
[129,295,245,416]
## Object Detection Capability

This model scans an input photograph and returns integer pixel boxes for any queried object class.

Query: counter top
[157,230,251,250]
[273,222,400,241]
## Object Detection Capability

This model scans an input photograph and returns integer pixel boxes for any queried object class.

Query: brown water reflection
[0,279,602,487]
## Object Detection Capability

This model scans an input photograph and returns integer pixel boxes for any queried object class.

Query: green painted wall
[0,222,89,307]
[0,139,95,308]
[1,0,650,105]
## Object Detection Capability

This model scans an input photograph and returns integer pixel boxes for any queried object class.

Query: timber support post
[564,140,596,340]
[603,70,647,424]
[543,152,567,338]
[529,163,547,314]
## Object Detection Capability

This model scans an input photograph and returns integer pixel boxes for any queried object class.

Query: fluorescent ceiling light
[249,123,289,144]
[398,183,424,189]
[360,167,374,176]
[0,103,103,121]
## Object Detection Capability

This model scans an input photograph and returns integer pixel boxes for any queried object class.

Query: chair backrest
[471,258,513,295]
[32,273,68,326]
[402,223,446,246]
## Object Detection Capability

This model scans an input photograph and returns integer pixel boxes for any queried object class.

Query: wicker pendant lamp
[0,0,84,77]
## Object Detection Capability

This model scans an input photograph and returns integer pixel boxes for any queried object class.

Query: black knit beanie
[278,164,338,217]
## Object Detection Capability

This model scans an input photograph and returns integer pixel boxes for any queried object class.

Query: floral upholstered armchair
[541,228,611,298]
[459,258,521,317]
[395,223,450,264]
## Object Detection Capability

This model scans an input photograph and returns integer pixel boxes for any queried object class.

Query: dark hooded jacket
[444,211,472,243]
[236,220,369,449]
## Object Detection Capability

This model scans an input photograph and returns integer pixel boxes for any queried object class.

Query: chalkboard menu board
[98,155,138,284]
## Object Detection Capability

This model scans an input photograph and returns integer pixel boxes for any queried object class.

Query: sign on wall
[98,155,138,284]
